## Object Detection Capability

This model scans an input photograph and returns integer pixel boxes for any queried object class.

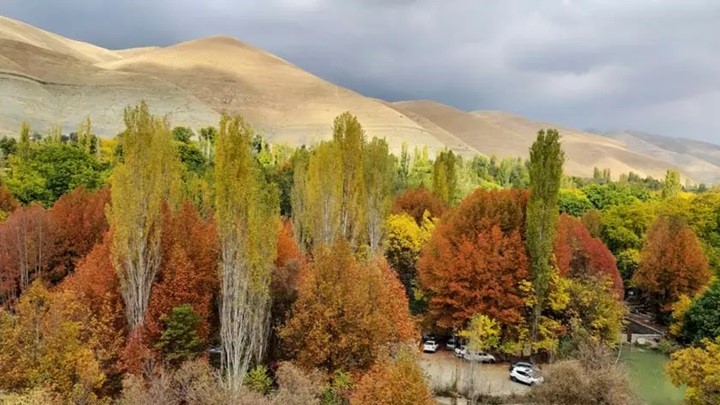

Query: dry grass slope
[0,15,716,182]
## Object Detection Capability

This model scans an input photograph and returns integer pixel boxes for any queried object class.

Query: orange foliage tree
[392,186,448,224]
[279,241,416,374]
[145,202,219,347]
[350,346,434,405]
[47,186,110,283]
[61,233,126,393]
[269,221,305,360]
[553,214,623,297]
[0,182,19,218]
[0,204,53,304]
[633,215,711,314]
[417,189,530,332]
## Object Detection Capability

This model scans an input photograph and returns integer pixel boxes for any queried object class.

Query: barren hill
[0,15,716,183]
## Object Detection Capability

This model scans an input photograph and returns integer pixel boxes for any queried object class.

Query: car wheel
[510,376,517,383]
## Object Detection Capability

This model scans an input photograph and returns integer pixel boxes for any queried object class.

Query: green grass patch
[620,347,685,405]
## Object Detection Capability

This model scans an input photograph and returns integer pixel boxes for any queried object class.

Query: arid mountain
[0,15,717,183]
[600,130,720,185]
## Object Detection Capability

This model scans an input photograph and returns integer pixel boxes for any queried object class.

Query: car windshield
[425,341,435,345]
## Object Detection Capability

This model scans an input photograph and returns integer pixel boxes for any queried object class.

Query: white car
[510,366,544,385]
[454,346,496,363]
[423,340,440,353]
[445,337,458,350]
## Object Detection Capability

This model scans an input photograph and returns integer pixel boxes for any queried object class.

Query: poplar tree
[108,101,180,328]
[526,129,564,350]
[662,169,682,199]
[364,138,395,255]
[304,141,343,247]
[432,149,458,205]
[293,112,368,251]
[334,112,366,246]
[214,114,279,392]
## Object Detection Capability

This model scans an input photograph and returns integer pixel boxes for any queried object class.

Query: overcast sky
[2,0,719,142]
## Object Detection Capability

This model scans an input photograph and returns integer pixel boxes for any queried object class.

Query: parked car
[445,337,458,350]
[453,346,496,363]
[508,361,535,372]
[423,340,440,353]
[510,366,544,386]
[464,351,496,363]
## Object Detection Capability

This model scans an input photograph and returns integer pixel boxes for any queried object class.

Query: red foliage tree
[633,216,711,314]
[417,188,531,332]
[0,183,19,216]
[392,186,448,223]
[61,233,126,393]
[554,214,623,297]
[120,327,154,376]
[0,204,53,304]
[47,186,110,283]
[269,221,305,360]
[145,202,219,346]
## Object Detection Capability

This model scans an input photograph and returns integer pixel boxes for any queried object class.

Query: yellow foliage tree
[0,281,105,403]
[108,101,181,328]
[666,337,720,404]
[669,294,693,339]
[384,212,434,297]
[214,114,280,392]
[460,314,501,353]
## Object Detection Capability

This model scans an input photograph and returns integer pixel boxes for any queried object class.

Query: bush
[657,338,679,355]
[274,362,324,405]
[322,370,352,405]
[117,359,270,405]
[532,343,640,405]
[244,365,272,395]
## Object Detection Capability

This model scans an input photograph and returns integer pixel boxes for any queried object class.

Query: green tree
[108,101,181,328]
[662,169,682,199]
[177,142,208,175]
[558,189,594,217]
[6,142,106,206]
[408,146,432,189]
[682,281,720,344]
[198,126,217,161]
[18,121,31,159]
[155,304,205,366]
[526,129,565,350]
[432,149,458,205]
[394,142,411,193]
[171,126,194,143]
[214,114,279,392]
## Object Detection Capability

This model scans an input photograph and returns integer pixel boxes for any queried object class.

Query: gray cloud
[1,0,719,142]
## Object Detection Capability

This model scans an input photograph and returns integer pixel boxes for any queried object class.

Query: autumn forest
[0,103,719,404]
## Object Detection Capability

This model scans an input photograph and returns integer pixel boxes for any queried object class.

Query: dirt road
[420,351,531,398]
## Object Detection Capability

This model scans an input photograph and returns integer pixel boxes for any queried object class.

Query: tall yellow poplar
[108,101,180,328]
[214,114,279,392]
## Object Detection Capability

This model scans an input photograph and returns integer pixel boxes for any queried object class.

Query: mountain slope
[393,101,691,181]
[0,15,717,183]
[602,131,720,184]
[95,36,446,151]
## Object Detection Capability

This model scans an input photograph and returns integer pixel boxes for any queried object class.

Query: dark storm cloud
[2,0,720,141]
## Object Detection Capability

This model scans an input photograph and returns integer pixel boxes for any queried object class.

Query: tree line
[0,102,718,403]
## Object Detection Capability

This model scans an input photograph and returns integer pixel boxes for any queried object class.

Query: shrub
[532,343,640,405]
[244,365,272,395]
[274,362,324,405]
